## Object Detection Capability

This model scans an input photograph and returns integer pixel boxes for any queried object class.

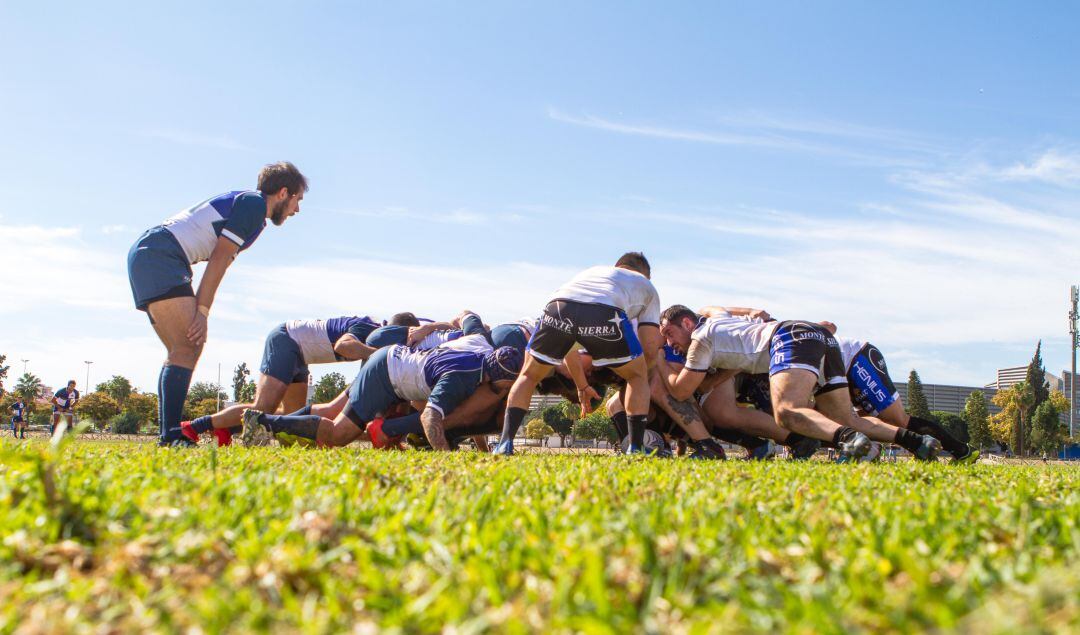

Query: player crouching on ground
[181,314,383,445]
[659,305,940,462]
[240,345,523,450]
[836,336,977,463]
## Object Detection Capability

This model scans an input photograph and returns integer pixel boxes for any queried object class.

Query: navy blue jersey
[11,401,26,417]
[326,316,379,345]
[53,388,79,409]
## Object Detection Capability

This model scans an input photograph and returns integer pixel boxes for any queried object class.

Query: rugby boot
[366,417,402,450]
[860,441,883,463]
[240,409,273,447]
[492,439,515,456]
[788,436,821,460]
[837,431,872,463]
[748,441,777,461]
[213,426,234,447]
[688,438,726,460]
[179,421,200,444]
[951,446,980,464]
[912,435,943,462]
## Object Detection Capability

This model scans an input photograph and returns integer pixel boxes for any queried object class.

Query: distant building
[1059,371,1080,426]
[895,382,1000,417]
[987,366,1060,392]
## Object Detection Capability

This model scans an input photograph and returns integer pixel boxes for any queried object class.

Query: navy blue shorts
[847,343,899,416]
[490,323,529,353]
[11,416,23,424]
[345,346,402,428]
[128,226,194,311]
[259,324,310,385]
[768,321,848,395]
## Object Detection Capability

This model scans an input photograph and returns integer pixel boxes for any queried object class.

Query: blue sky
[2,2,1079,393]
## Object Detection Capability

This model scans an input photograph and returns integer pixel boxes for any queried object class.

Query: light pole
[84,360,93,394]
[1070,286,1078,440]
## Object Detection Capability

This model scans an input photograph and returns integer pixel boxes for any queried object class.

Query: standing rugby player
[50,380,80,435]
[127,162,307,445]
[11,397,27,438]
[494,252,661,455]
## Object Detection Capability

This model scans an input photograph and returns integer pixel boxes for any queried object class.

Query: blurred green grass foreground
[1,440,1078,633]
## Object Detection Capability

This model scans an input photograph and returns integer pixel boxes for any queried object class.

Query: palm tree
[15,372,44,403]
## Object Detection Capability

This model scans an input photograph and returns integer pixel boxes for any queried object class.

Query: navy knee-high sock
[382,411,423,437]
[256,412,321,442]
[610,411,629,440]
[159,365,193,444]
[906,416,968,456]
[627,414,647,450]
[190,416,214,434]
[499,407,528,444]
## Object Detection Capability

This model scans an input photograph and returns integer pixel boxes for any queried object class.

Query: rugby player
[240,345,523,450]
[127,162,307,445]
[180,315,381,445]
[366,310,492,353]
[11,398,27,438]
[50,380,79,435]
[696,306,968,462]
[573,346,728,458]
[838,336,978,463]
[493,252,661,455]
[658,341,821,459]
[659,306,941,461]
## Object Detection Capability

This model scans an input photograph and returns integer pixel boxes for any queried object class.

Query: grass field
[1,440,1078,633]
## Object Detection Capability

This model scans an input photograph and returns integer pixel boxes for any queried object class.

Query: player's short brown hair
[257,162,308,196]
[615,251,651,278]
[390,312,421,327]
[660,304,697,326]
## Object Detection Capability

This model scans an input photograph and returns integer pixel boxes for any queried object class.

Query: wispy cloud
[312,205,502,226]
[140,128,251,151]
[547,107,931,167]
[999,149,1080,187]
[100,224,131,235]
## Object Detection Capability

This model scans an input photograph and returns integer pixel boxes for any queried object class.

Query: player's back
[549,266,658,321]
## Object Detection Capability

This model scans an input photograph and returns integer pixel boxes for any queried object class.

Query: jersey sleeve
[344,321,375,342]
[683,335,713,372]
[638,285,661,326]
[220,192,267,247]
[366,325,408,348]
[460,313,486,337]
[426,371,480,416]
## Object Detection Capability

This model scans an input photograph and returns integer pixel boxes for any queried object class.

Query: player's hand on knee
[187,312,208,346]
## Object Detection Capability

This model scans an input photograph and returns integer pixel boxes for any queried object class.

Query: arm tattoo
[665,395,705,429]
[420,408,450,451]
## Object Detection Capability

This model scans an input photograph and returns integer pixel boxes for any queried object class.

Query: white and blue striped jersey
[161,191,267,264]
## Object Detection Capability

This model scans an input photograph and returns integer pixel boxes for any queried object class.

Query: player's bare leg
[493,354,554,455]
[148,296,204,445]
